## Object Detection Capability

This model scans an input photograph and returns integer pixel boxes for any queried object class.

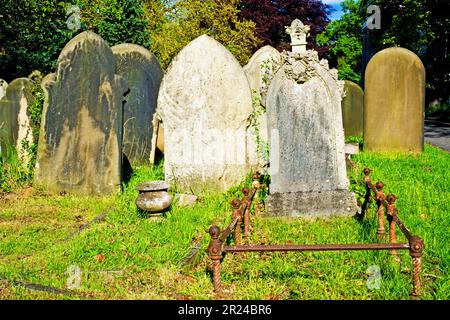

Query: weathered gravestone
[244,46,281,170]
[0,78,34,163]
[156,35,253,193]
[364,47,425,152]
[0,79,8,100]
[244,45,281,106]
[34,31,127,195]
[112,44,164,165]
[341,80,364,137]
[266,20,357,217]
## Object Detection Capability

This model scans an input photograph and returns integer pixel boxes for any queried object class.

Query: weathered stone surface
[34,31,127,195]
[341,80,363,137]
[112,44,164,165]
[244,46,281,170]
[266,49,357,217]
[156,35,253,193]
[364,47,425,152]
[244,45,281,106]
[0,79,8,100]
[0,78,34,163]
[136,191,172,212]
[267,190,356,218]
[136,180,170,192]
[174,193,198,207]
[344,143,359,155]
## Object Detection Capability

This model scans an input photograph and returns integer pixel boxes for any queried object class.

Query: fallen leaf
[94,254,105,262]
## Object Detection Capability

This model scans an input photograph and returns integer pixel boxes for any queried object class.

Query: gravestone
[0,78,34,163]
[244,46,281,170]
[112,44,164,165]
[34,31,127,195]
[266,19,356,217]
[0,79,7,100]
[244,45,281,106]
[156,35,253,193]
[364,47,425,152]
[341,80,364,137]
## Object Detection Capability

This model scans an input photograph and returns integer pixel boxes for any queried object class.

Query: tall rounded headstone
[112,44,164,165]
[156,35,253,193]
[341,80,364,137]
[364,47,425,152]
[0,78,34,163]
[34,31,127,195]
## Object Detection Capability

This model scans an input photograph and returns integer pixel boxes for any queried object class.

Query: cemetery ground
[0,144,449,300]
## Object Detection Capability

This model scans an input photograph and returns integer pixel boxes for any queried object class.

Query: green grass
[0,145,449,299]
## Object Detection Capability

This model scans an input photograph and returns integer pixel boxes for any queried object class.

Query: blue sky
[323,0,344,21]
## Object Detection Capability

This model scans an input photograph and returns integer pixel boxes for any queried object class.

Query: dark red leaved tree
[238,0,333,55]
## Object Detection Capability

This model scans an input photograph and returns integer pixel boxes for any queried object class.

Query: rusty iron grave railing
[207,169,424,299]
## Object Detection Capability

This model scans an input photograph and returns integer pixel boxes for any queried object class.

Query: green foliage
[425,102,450,119]
[0,146,28,192]
[76,0,151,48]
[361,0,449,104]
[147,0,261,68]
[0,0,77,81]
[249,91,269,164]
[345,135,364,149]
[317,0,363,83]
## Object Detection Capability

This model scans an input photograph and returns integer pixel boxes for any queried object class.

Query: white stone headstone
[0,78,34,164]
[156,35,253,193]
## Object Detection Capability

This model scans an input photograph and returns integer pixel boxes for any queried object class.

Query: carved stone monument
[266,20,357,217]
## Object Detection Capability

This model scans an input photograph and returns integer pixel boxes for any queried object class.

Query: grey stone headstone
[34,31,127,195]
[266,50,357,217]
[0,78,34,163]
[112,44,164,165]
[341,80,364,137]
[156,35,253,193]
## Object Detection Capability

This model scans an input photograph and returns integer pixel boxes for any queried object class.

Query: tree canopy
[317,0,363,83]
[317,0,449,104]
[238,0,333,54]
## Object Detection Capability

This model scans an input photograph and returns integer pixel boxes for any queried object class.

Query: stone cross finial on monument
[285,19,310,54]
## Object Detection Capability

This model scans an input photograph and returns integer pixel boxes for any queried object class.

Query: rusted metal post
[386,193,400,261]
[409,236,424,299]
[231,199,242,245]
[242,187,251,243]
[207,225,223,294]
[375,181,386,239]
[252,172,262,216]
[361,168,372,218]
